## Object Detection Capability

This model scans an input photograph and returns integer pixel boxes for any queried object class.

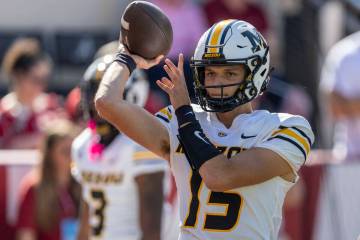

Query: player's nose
[207,75,226,86]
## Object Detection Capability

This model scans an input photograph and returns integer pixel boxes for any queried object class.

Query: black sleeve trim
[155,114,170,123]
[292,126,312,146]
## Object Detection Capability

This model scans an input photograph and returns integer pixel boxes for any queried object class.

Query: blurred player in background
[72,54,178,240]
[95,19,314,239]
[320,30,360,162]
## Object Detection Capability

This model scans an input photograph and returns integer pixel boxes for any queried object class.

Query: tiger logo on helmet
[191,20,271,112]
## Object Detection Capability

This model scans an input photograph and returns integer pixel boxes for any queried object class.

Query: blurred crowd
[1,0,360,240]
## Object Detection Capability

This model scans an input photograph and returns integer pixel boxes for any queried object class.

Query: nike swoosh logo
[237,45,246,48]
[184,112,194,117]
[241,133,257,139]
[194,131,210,144]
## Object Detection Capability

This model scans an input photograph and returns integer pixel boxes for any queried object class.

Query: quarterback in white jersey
[155,105,312,239]
[95,19,314,240]
[72,55,178,240]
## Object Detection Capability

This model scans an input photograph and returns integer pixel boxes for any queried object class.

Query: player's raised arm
[95,45,170,161]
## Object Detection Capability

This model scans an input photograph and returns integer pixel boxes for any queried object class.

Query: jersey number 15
[184,171,243,232]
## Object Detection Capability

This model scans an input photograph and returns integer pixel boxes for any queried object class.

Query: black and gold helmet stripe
[205,19,237,54]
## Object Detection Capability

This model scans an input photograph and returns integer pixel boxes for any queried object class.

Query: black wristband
[176,105,220,171]
[113,52,137,74]
[175,105,196,127]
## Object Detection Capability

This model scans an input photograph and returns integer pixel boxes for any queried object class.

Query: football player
[71,54,177,240]
[95,20,314,239]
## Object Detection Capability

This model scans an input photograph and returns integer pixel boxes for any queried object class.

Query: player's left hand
[156,53,191,109]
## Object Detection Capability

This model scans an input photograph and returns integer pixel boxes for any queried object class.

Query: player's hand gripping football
[156,53,191,109]
[118,43,163,70]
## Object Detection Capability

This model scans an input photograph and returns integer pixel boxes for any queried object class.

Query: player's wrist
[177,124,220,171]
[113,52,137,74]
[175,105,220,171]
[175,105,194,127]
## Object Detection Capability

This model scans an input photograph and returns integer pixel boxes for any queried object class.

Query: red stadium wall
[0,151,39,240]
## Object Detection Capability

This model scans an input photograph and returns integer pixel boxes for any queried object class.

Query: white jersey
[71,128,171,240]
[155,104,314,240]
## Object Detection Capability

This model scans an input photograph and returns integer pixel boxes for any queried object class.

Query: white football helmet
[81,54,149,120]
[191,19,271,112]
[80,54,149,145]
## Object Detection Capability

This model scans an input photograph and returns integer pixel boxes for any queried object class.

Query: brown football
[120,1,173,59]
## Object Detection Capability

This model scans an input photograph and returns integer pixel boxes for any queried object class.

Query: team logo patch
[218,131,227,137]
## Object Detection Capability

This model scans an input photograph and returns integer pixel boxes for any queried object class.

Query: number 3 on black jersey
[184,171,243,231]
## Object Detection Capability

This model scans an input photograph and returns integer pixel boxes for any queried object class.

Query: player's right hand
[118,43,163,70]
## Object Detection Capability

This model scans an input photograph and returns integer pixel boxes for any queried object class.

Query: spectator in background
[320,31,360,162]
[16,119,81,240]
[204,0,268,35]
[0,38,65,149]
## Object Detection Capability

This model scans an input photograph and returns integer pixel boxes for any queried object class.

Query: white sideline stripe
[0,150,40,165]
[7,165,35,224]
[0,150,39,223]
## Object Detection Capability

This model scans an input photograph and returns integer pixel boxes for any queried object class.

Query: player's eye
[225,72,237,78]
[205,71,216,78]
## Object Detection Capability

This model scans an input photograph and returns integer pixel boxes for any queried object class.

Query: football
[120,1,173,59]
